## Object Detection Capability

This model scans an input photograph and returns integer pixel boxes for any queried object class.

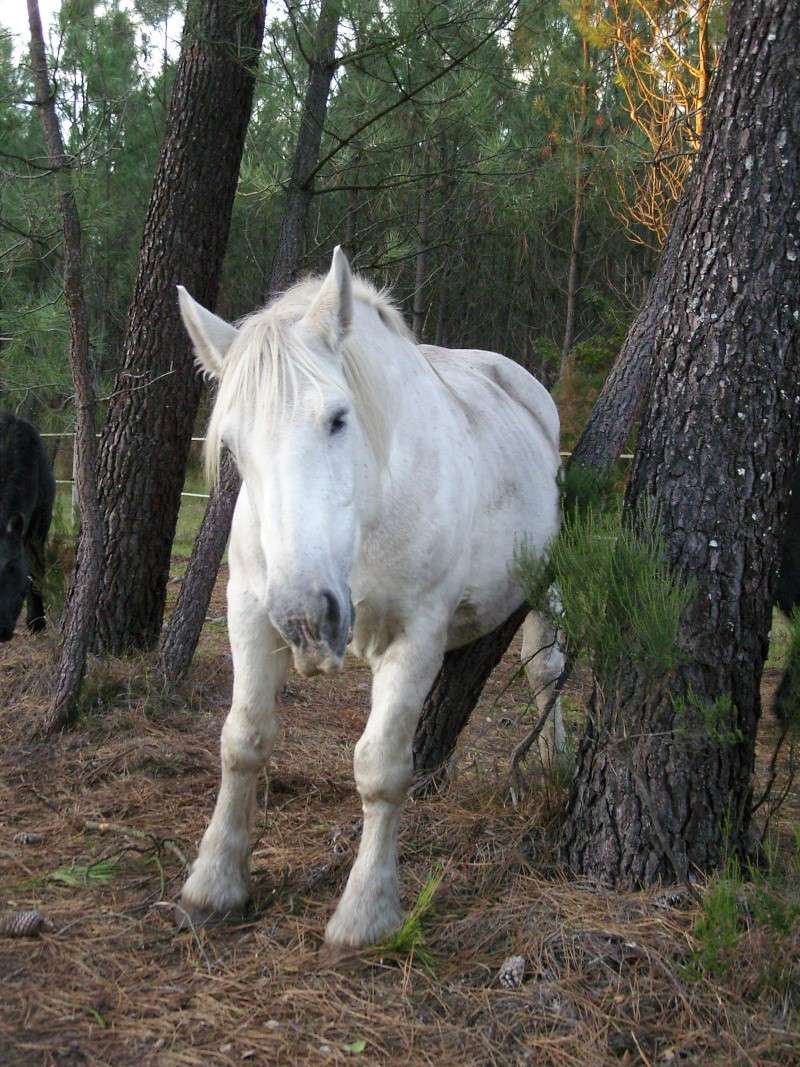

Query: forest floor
[1,564,799,1067]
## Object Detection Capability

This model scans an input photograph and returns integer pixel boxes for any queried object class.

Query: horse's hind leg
[775,641,800,725]
[325,630,445,948]
[521,609,566,767]
[25,507,50,632]
[25,578,46,634]
[179,587,289,925]
[25,537,46,633]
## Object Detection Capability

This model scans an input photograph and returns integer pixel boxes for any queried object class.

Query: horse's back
[419,344,560,459]
[417,345,560,647]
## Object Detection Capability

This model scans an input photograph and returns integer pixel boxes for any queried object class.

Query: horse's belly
[444,481,559,650]
[445,580,523,650]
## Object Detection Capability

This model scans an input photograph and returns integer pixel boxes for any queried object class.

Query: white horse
[177,248,563,948]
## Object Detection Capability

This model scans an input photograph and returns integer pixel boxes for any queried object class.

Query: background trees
[93,0,267,655]
[26,0,103,733]
[4,0,697,433]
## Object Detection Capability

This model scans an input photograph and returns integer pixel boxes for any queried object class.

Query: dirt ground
[1,571,798,1066]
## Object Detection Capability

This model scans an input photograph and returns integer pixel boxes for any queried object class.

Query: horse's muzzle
[273,587,352,677]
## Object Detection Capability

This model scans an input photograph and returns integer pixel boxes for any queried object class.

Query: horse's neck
[378,332,439,456]
[360,324,461,527]
[350,318,433,524]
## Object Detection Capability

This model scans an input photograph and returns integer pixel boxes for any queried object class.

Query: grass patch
[690,871,743,978]
[48,858,120,887]
[689,845,800,1004]
[52,454,217,564]
[767,610,793,671]
[41,495,75,624]
[375,869,443,969]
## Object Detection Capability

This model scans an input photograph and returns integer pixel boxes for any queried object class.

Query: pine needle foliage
[516,467,693,685]
[375,869,443,969]
[0,292,73,412]
[689,843,800,983]
[560,461,620,520]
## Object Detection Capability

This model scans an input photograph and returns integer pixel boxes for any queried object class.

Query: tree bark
[158,449,240,676]
[158,0,340,682]
[269,0,340,293]
[26,0,104,734]
[433,125,456,347]
[566,238,676,472]
[562,0,800,884]
[561,169,584,361]
[93,0,266,655]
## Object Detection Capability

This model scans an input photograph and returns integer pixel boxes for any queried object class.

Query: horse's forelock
[204,277,397,484]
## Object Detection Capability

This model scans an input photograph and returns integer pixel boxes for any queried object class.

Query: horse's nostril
[321,589,340,632]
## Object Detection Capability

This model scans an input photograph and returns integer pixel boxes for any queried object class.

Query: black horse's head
[0,515,29,641]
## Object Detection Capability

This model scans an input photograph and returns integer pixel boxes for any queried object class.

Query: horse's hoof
[317,940,363,967]
[174,898,248,930]
[174,900,215,930]
[324,898,403,949]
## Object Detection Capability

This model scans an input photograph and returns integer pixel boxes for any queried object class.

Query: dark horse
[774,463,800,723]
[0,413,55,641]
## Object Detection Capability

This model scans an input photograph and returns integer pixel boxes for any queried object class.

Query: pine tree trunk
[158,0,340,682]
[433,126,455,348]
[567,246,674,472]
[269,0,340,292]
[94,0,266,655]
[26,0,104,735]
[562,0,800,884]
[157,449,239,676]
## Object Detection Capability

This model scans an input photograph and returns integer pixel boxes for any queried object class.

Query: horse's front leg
[325,632,444,948]
[179,588,289,925]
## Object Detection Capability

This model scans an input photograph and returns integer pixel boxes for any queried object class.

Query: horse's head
[0,514,28,641]
[179,248,374,676]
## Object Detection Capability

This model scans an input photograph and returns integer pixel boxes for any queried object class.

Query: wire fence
[42,432,212,500]
[41,432,635,503]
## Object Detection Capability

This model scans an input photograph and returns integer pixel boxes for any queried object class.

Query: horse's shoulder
[418,345,559,453]
[0,412,55,523]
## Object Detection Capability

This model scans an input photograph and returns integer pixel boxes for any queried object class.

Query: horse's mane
[204,274,413,483]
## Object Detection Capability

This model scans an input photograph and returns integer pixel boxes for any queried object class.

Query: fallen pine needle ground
[1,572,798,1066]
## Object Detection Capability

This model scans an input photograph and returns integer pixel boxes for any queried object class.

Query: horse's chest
[349,600,404,661]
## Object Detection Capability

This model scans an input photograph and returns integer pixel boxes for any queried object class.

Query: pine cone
[13,831,44,845]
[498,954,526,988]
[0,909,52,937]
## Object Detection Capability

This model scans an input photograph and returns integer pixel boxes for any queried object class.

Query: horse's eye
[329,410,347,436]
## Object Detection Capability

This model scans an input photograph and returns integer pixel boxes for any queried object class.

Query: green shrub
[516,495,693,685]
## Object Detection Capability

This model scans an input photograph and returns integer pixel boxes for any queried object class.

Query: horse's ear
[177,286,238,379]
[301,245,353,349]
